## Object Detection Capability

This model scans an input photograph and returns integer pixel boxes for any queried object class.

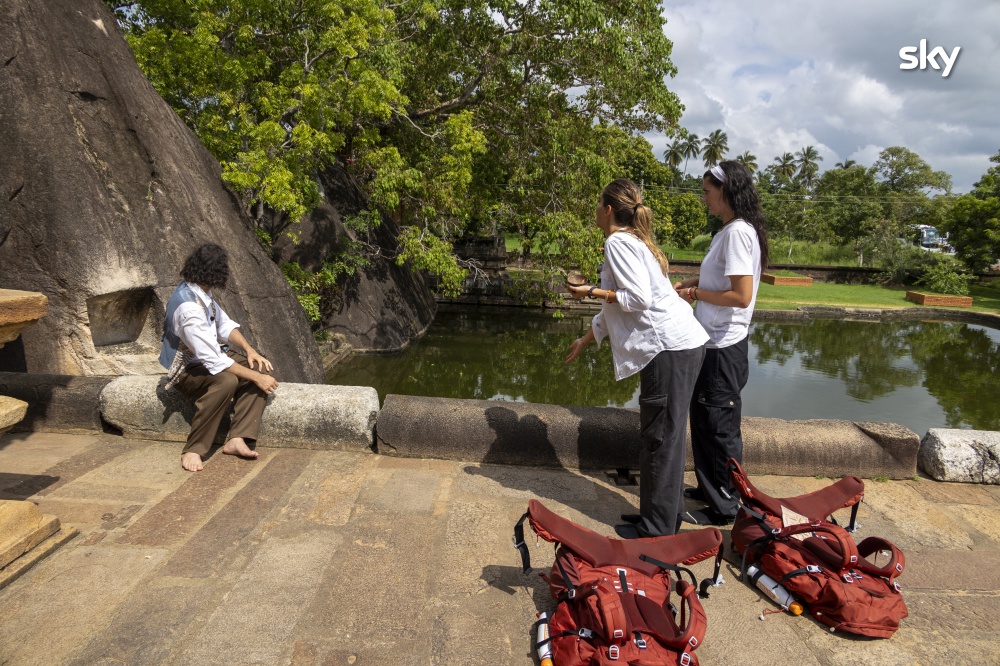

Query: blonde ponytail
[600,179,669,276]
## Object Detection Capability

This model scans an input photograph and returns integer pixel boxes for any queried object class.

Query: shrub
[917,255,974,295]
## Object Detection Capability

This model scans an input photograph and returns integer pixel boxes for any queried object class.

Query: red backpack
[727,460,908,637]
[514,500,724,665]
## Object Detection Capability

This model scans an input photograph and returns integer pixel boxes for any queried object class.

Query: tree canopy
[107,0,685,296]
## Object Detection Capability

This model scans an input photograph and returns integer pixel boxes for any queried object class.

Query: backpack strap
[775,522,861,572]
[855,536,905,588]
[512,511,532,573]
[578,582,629,644]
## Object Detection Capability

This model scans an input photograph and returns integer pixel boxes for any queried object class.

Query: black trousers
[637,345,706,537]
[690,336,750,518]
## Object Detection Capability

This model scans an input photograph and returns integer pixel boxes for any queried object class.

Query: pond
[327,306,1000,437]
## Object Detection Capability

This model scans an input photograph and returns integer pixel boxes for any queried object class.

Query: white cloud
[652,0,1000,191]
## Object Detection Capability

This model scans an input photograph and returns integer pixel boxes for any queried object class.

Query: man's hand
[254,373,279,395]
[246,348,273,372]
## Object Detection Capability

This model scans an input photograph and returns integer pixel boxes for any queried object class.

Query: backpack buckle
[842,573,854,584]
[893,582,902,592]
[635,636,647,649]
[689,636,699,648]
[608,645,620,660]
[680,652,692,666]
[806,565,822,574]
[577,628,594,639]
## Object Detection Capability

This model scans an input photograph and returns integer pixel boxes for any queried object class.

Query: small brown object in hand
[565,271,587,287]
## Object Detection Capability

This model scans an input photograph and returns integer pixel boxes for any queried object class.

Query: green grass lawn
[757,281,1000,314]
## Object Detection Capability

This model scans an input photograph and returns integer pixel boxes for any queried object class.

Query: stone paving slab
[0,431,998,665]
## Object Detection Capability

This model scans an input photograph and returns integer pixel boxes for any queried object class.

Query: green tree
[681,133,702,175]
[108,0,684,298]
[872,146,951,194]
[944,150,1000,272]
[663,192,706,249]
[735,150,758,173]
[773,152,797,180]
[795,145,823,190]
[702,129,728,167]
[813,165,882,264]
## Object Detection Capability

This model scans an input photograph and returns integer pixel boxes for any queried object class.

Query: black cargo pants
[690,336,750,518]
[637,345,706,537]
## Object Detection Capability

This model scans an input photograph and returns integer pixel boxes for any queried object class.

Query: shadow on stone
[0,472,60,500]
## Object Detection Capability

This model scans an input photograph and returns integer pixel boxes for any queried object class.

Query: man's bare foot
[181,452,204,472]
[222,437,259,459]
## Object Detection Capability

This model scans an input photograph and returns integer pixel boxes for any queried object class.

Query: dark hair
[704,161,770,270]
[601,178,669,276]
[180,243,229,289]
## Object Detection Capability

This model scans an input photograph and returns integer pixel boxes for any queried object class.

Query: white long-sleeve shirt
[592,232,709,380]
[173,283,240,375]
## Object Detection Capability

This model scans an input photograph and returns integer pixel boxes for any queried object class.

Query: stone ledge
[99,375,379,452]
[919,428,1000,484]
[905,291,973,307]
[0,525,78,592]
[375,395,920,479]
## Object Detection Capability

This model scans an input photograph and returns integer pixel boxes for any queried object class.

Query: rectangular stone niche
[86,287,159,347]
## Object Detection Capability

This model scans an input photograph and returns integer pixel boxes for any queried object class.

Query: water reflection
[328,307,1000,434]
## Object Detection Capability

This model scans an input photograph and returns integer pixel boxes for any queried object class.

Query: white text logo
[899,40,961,77]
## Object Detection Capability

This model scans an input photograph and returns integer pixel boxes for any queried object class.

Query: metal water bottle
[747,565,804,615]
[536,612,555,666]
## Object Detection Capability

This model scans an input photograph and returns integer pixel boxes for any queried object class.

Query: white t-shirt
[592,232,709,380]
[695,219,761,349]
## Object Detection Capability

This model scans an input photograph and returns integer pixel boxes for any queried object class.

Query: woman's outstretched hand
[565,337,588,364]
[567,284,592,300]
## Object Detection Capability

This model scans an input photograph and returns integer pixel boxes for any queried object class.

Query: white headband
[710,164,726,182]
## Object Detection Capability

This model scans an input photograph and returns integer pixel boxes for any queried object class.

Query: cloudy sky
[650,0,1000,192]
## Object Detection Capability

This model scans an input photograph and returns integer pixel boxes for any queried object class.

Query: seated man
[159,243,279,472]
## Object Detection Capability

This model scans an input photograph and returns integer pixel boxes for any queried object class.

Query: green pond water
[328,306,1000,437]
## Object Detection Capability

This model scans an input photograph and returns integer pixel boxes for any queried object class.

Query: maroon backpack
[728,460,908,637]
[514,500,724,665]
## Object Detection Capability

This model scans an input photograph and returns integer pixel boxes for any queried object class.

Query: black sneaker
[620,513,642,524]
[683,487,707,502]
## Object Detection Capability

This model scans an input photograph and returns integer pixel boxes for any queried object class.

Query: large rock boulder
[274,165,437,353]
[919,428,1000,484]
[0,0,322,383]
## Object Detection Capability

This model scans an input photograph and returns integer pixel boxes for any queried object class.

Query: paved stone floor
[1,431,999,665]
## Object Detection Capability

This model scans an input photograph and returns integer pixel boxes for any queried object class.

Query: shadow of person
[465,405,640,529]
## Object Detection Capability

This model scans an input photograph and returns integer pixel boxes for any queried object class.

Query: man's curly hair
[180,243,229,289]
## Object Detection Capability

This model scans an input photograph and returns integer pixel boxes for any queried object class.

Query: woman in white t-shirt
[565,178,709,537]
[673,161,769,526]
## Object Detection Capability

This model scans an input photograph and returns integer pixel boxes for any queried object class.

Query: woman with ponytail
[565,178,708,537]
[674,160,769,526]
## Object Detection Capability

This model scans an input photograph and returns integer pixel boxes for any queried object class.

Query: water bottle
[536,612,555,666]
[746,565,804,615]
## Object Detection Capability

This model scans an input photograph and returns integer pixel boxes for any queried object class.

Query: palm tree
[795,145,823,189]
[663,140,684,171]
[735,150,758,173]
[663,139,685,186]
[681,134,702,174]
[774,152,797,180]
[834,159,857,169]
[702,129,729,167]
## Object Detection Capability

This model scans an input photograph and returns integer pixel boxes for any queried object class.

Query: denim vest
[159,282,204,369]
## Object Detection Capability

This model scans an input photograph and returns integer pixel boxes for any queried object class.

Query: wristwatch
[588,286,598,298]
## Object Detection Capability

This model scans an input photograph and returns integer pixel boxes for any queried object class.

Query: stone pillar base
[0,500,78,590]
